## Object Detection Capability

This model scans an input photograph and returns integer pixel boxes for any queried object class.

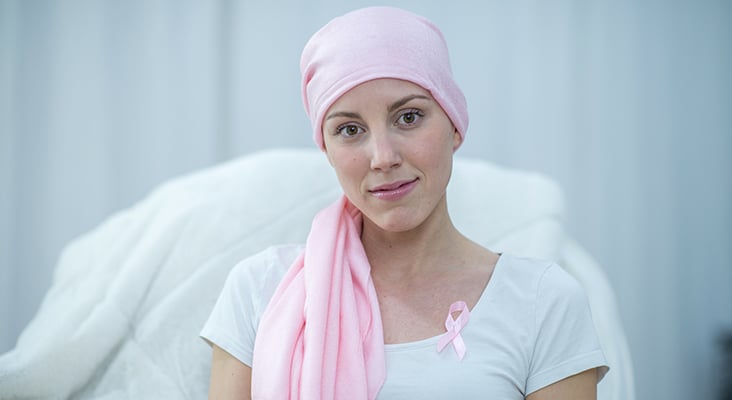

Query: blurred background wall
[1,0,730,399]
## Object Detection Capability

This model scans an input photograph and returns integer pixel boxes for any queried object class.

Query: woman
[201,6,608,399]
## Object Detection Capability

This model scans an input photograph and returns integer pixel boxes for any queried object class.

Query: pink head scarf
[300,6,469,150]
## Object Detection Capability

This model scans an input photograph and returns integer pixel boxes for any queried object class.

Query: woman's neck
[360,201,468,280]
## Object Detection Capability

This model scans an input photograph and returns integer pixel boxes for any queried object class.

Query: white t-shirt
[201,244,608,399]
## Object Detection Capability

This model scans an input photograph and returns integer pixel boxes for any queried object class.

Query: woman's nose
[369,130,402,171]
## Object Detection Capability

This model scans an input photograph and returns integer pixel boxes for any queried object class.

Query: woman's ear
[322,142,335,166]
[452,128,463,152]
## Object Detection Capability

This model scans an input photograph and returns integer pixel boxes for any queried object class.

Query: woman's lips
[369,178,418,201]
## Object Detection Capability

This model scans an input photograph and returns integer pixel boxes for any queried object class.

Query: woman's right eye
[335,124,364,138]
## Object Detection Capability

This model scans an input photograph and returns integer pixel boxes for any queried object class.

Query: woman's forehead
[329,79,433,110]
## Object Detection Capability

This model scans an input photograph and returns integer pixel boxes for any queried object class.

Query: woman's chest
[375,269,492,344]
[377,319,530,400]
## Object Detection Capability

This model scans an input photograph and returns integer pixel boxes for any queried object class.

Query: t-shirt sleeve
[525,263,609,394]
[200,258,262,367]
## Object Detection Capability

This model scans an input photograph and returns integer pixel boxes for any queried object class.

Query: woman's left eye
[397,110,423,126]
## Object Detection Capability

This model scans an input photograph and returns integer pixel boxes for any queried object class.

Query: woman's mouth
[369,178,419,201]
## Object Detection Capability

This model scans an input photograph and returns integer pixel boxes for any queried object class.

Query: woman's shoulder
[496,253,555,282]
[494,253,585,300]
[226,244,304,294]
[200,244,304,364]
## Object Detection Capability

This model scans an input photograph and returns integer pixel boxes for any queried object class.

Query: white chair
[0,148,634,399]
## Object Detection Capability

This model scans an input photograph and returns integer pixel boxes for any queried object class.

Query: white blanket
[0,148,566,399]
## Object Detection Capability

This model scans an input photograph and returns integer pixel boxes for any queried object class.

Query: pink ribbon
[436,301,470,360]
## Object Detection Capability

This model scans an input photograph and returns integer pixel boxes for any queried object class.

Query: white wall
[1,1,731,399]
[0,0,17,351]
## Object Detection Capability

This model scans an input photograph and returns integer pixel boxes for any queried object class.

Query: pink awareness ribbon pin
[436,301,470,360]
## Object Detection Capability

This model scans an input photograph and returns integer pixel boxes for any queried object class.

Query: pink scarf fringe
[251,196,386,399]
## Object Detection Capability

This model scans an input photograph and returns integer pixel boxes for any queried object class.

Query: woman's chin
[363,209,426,234]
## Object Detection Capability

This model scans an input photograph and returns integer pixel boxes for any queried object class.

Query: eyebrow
[387,94,431,114]
[325,111,362,121]
[325,94,432,121]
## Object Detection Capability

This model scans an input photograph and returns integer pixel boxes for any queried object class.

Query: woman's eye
[336,124,363,137]
[397,110,423,126]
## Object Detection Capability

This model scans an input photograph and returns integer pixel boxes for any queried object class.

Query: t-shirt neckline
[383,252,508,352]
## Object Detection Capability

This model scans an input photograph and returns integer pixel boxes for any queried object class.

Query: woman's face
[322,78,462,233]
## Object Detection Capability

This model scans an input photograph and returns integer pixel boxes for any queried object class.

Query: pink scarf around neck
[251,195,386,399]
